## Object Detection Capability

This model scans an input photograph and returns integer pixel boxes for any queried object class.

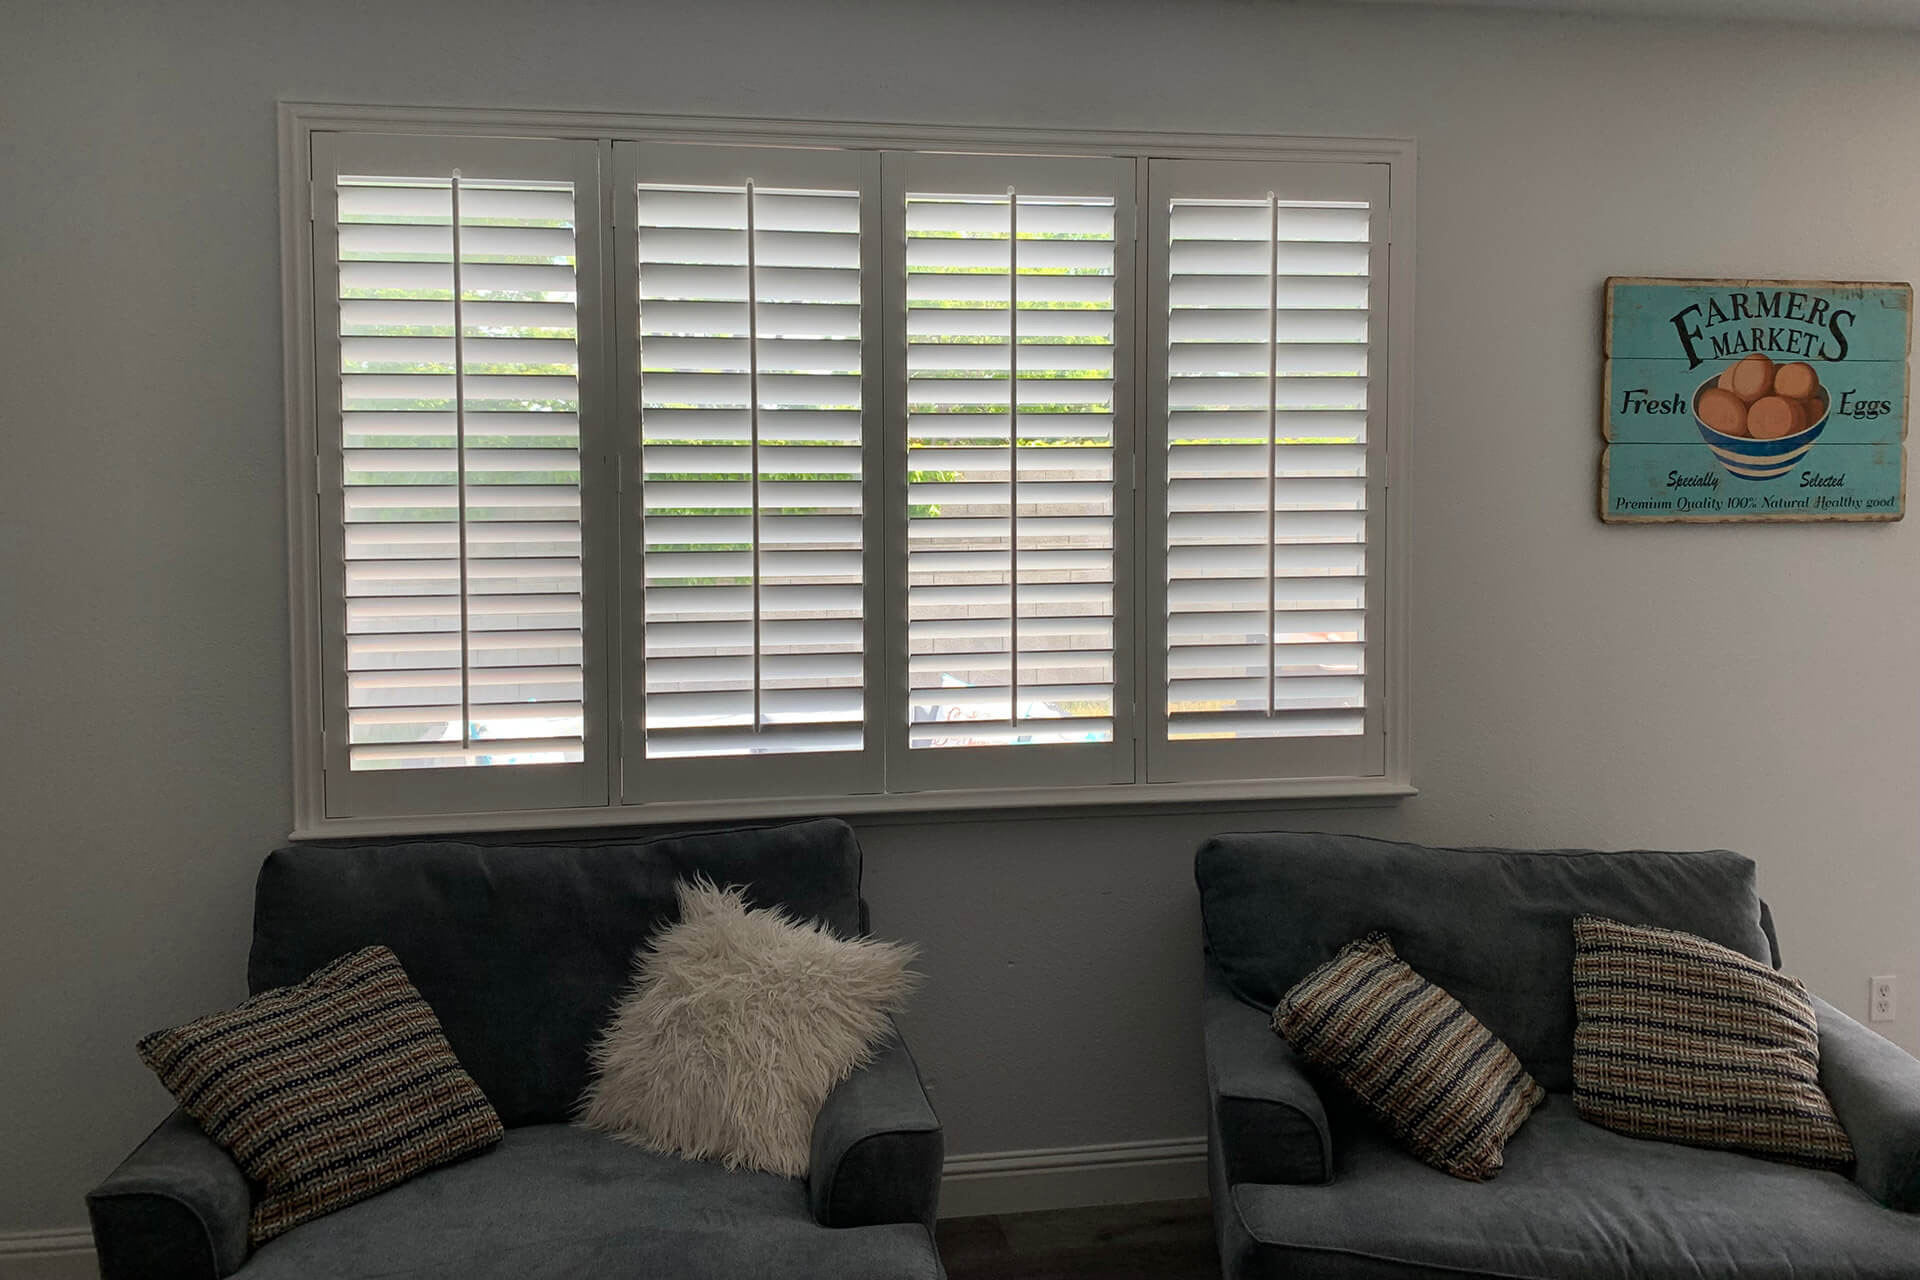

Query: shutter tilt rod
[1007,187,1020,727]
[1266,191,1279,722]
[745,180,763,737]
[450,171,474,751]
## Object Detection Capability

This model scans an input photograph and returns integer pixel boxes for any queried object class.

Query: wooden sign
[1601,278,1910,522]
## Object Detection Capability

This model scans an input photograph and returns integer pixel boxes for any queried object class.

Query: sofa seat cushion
[235,1123,941,1280]
[1226,1094,1920,1280]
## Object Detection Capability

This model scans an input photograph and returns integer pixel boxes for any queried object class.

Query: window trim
[281,102,1416,839]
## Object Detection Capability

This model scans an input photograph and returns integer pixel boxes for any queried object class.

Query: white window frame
[1145,157,1390,785]
[614,141,888,806]
[282,103,1415,838]
[884,150,1138,794]
[306,130,613,820]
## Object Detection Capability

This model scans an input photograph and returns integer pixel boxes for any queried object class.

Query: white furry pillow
[578,877,919,1177]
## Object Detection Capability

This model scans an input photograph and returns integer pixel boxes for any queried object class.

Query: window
[310,133,609,819]
[286,108,1412,833]
[886,152,1136,792]
[616,143,884,804]
[1146,160,1388,785]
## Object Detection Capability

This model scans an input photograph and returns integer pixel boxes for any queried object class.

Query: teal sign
[1602,278,1910,522]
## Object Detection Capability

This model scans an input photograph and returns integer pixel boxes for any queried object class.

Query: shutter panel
[1145,158,1388,783]
[313,134,608,818]
[616,143,882,803]
[884,153,1135,791]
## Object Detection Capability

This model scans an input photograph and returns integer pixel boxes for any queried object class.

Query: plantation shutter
[1144,158,1388,783]
[615,143,883,803]
[883,152,1136,792]
[312,133,609,818]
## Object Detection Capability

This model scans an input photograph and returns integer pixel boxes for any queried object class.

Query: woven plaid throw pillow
[138,945,502,1243]
[1275,932,1546,1180]
[1572,915,1853,1170]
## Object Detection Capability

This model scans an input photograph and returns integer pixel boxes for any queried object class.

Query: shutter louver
[903,189,1119,752]
[336,172,587,771]
[633,173,869,764]
[1163,193,1371,744]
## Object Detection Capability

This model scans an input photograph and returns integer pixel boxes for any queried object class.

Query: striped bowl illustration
[1694,371,1828,480]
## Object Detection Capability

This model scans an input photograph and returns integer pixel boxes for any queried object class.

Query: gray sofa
[1197,831,1920,1280]
[87,818,945,1280]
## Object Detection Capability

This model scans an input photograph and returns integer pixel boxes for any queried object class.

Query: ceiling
[1332,0,1920,30]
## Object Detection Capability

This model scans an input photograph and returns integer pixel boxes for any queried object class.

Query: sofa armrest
[1203,958,1332,1186]
[86,1110,252,1280]
[1814,995,1920,1212]
[808,1022,944,1229]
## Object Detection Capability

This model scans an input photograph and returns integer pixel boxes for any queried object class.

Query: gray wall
[6,0,1919,1235]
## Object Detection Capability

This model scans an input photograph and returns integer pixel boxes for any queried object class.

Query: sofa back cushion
[1195,832,1773,1091]
[249,818,863,1127]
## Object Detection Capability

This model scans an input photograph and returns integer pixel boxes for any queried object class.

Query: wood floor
[936,1198,1219,1280]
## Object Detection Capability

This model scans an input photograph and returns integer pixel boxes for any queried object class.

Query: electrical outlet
[1870,975,1897,1024]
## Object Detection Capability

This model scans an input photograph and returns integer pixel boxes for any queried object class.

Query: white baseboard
[0,1231,97,1280]
[938,1135,1210,1219]
[7,1139,1208,1272]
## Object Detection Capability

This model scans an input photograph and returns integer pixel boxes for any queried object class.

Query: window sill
[289,775,1416,841]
